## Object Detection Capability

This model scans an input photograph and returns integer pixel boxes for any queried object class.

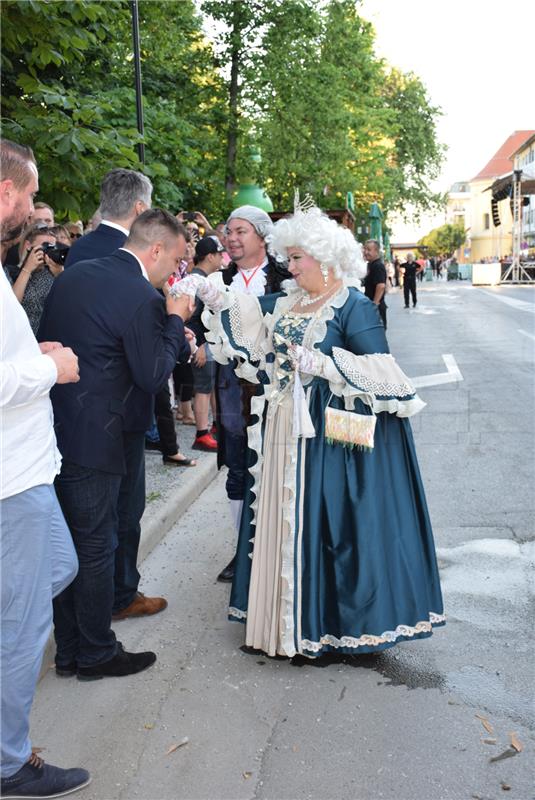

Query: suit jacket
[64,223,126,268]
[38,250,191,475]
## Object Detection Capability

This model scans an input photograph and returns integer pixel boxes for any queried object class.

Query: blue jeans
[53,461,121,668]
[1,485,78,777]
[113,432,145,612]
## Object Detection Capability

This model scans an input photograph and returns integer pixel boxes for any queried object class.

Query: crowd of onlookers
[1,194,232,458]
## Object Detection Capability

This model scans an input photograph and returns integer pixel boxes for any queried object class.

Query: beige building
[468,130,535,262]
[511,133,535,254]
[445,181,471,262]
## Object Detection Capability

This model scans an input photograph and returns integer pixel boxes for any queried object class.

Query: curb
[138,456,219,564]
[39,456,219,681]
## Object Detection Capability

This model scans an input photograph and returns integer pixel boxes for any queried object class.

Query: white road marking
[411,354,464,388]
[478,289,535,314]
[517,328,535,342]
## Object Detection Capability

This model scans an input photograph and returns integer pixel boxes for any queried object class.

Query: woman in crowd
[12,223,64,334]
[173,201,444,660]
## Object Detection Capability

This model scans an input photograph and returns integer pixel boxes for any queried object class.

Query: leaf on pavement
[500,782,511,791]
[242,772,252,779]
[508,732,523,752]
[481,738,497,744]
[489,748,517,763]
[144,723,155,730]
[166,737,189,755]
[475,714,494,734]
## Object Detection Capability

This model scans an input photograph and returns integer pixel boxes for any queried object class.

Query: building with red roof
[469,130,535,261]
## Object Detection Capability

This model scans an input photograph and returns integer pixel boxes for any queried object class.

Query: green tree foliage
[417,223,466,257]
[1,0,227,220]
[1,0,444,224]
[202,0,445,218]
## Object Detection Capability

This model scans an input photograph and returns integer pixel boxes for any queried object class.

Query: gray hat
[226,205,273,240]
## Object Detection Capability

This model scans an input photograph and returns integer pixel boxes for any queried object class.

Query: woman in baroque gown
[174,204,445,659]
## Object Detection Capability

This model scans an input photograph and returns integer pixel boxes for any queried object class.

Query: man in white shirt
[0,139,90,798]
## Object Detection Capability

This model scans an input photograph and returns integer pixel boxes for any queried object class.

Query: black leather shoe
[77,645,156,681]
[145,439,162,452]
[55,661,77,678]
[217,556,235,583]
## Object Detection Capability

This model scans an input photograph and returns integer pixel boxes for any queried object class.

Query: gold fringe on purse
[324,406,376,450]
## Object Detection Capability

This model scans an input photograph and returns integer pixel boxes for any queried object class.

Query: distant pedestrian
[400,252,424,308]
[362,239,388,329]
[393,256,401,286]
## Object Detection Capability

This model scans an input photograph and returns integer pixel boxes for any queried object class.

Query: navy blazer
[38,250,191,475]
[64,223,126,268]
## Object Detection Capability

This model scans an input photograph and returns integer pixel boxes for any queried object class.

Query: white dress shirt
[100,220,129,236]
[230,258,268,296]
[0,268,60,499]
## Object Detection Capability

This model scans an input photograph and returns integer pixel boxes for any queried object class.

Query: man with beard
[213,206,290,582]
[0,139,90,798]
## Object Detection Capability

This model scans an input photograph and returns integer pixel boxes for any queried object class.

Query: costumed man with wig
[212,206,290,583]
[173,197,445,661]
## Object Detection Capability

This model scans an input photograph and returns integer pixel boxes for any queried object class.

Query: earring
[320,263,329,287]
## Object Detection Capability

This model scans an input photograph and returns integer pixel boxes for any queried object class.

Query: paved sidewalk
[40,421,219,679]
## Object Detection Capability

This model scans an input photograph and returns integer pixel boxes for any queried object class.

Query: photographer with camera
[176,210,212,242]
[11,223,68,334]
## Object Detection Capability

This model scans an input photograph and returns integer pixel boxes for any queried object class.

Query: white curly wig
[269,205,366,280]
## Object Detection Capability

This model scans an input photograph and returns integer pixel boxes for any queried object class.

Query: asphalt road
[31,281,534,800]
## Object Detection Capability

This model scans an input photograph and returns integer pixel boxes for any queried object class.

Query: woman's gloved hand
[168,274,224,311]
[288,344,324,376]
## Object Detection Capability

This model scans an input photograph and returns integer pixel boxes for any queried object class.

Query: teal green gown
[204,282,445,658]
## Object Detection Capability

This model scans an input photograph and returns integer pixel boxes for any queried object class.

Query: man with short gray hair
[64,168,152,268]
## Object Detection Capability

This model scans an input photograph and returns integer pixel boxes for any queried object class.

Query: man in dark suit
[64,168,152,268]
[39,210,193,680]
[64,168,169,622]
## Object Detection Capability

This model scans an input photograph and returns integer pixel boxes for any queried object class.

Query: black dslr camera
[40,242,70,265]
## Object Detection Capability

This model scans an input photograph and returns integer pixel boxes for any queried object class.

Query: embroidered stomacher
[332,349,415,398]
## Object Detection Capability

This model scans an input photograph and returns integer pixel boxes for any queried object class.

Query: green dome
[233,182,274,213]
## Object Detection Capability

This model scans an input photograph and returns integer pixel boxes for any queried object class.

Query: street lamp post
[130,0,145,165]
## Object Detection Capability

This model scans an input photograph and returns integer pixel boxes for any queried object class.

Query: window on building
[483,213,490,230]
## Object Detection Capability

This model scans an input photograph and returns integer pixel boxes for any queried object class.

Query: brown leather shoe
[112,592,168,621]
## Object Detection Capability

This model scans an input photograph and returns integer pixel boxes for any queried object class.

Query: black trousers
[404,279,417,307]
[173,362,194,403]
[378,303,387,330]
[154,382,179,457]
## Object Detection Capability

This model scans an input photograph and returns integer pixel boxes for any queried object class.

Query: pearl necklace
[299,284,338,307]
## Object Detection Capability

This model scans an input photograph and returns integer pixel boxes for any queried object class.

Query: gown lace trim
[300,613,446,653]
[332,350,415,397]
